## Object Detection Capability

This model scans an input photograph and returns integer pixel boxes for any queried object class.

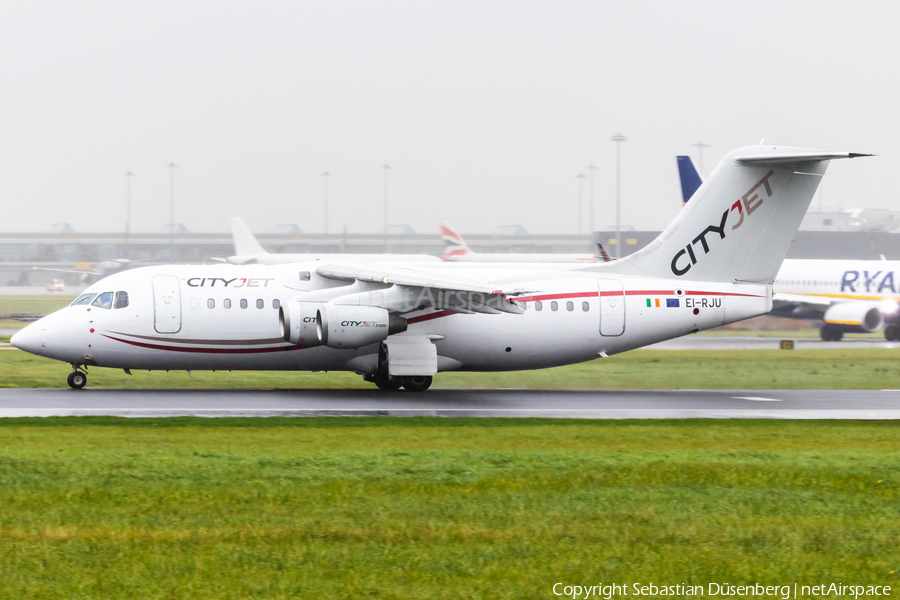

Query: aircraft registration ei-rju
[12,145,870,391]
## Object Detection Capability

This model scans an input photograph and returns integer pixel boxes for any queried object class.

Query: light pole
[575,173,586,235]
[587,164,598,233]
[125,171,134,243]
[322,171,331,234]
[692,141,710,176]
[381,163,390,248]
[167,162,177,254]
[610,133,627,258]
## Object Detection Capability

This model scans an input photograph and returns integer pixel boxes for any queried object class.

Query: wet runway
[646,335,898,350]
[0,388,898,419]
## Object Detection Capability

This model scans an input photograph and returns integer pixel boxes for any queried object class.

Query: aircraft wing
[315,263,531,315]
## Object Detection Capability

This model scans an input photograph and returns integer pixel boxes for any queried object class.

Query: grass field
[3,346,900,389]
[0,418,895,598]
[0,294,75,328]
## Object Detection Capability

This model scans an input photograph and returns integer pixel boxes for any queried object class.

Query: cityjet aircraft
[12,145,867,390]
[440,222,605,262]
[678,155,898,341]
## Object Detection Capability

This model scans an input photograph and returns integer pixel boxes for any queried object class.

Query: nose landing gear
[67,365,87,390]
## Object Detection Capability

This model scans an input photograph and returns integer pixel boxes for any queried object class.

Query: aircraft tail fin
[591,146,870,284]
[439,222,473,259]
[230,217,268,257]
[596,243,611,262]
[676,155,703,204]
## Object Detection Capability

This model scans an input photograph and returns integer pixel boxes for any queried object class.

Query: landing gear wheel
[820,324,843,342]
[402,375,433,392]
[67,371,87,390]
[374,374,403,391]
[885,325,900,341]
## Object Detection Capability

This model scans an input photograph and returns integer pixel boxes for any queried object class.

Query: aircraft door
[153,275,182,334]
[598,279,625,336]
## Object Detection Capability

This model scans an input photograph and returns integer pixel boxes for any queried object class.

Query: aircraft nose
[10,323,41,354]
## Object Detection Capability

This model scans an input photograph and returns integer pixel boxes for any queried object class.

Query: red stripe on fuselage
[404,289,765,325]
[103,334,310,354]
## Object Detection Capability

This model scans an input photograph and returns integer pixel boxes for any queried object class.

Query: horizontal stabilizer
[736,152,872,165]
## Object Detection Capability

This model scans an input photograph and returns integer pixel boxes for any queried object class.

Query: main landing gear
[67,365,87,390]
[819,324,843,342]
[885,325,900,341]
[365,373,433,392]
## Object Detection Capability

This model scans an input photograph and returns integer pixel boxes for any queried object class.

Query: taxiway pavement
[646,336,897,350]
[0,388,898,419]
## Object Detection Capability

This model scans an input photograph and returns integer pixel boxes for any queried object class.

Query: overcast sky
[1,1,897,236]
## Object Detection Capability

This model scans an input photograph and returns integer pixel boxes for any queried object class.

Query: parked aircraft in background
[33,258,151,285]
[13,145,867,390]
[218,218,440,265]
[440,222,605,262]
[677,154,897,341]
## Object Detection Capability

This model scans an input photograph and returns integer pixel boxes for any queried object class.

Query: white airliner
[440,222,604,262]
[12,145,868,390]
[678,155,898,341]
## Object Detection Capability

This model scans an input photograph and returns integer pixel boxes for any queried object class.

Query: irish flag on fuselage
[646,298,680,307]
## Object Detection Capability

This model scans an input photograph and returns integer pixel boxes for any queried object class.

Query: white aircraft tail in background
[231,217,268,259]
[222,218,440,265]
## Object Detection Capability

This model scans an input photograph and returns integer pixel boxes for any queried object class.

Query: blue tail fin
[676,156,703,204]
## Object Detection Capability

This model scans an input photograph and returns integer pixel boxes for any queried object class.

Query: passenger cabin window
[190,298,199,309]
[224,299,232,309]
[240,299,248,309]
[71,293,96,306]
[551,301,558,312]
[114,291,129,309]
[582,301,589,312]
[256,299,264,309]
[566,301,574,311]
[91,292,114,309]
[272,299,280,309]
[535,301,543,311]
[298,271,311,281]
[207,298,215,309]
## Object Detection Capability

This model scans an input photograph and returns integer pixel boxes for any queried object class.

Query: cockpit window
[91,292,114,309]
[114,291,129,309]
[71,293,96,306]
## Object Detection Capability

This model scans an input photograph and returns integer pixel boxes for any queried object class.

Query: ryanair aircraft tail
[592,145,870,284]
[676,155,703,204]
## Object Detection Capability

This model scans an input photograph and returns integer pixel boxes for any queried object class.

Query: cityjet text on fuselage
[185,277,275,288]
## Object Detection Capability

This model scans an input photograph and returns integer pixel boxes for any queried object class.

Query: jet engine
[279,302,323,346]
[823,303,884,333]
[316,304,407,349]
